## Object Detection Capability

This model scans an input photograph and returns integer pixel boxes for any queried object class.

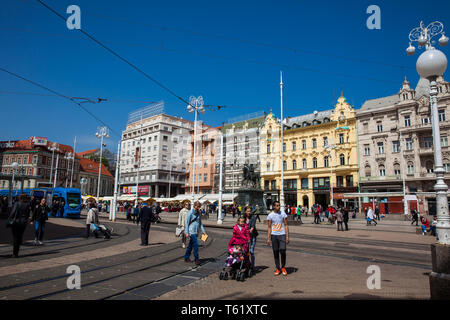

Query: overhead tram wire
[84,12,413,71]
[7,26,404,86]
[0,66,121,137]
[36,0,192,108]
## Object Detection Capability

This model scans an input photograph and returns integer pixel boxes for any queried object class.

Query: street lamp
[48,143,59,184]
[80,177,88,195]
[325,144,337,207]
[406,20,449,299]
[64,152,73,188]
[96,126,109,200]
[8,162,19,207]
[187,95,205,202]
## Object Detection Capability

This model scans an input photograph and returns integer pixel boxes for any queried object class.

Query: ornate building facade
[357,76,450,214]
[260,95,358,209]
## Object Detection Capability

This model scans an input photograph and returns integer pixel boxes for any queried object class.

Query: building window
[302,159,307,169]
[267,144,271,154]
[422,117,430,125]
[313,157,317,168]
[204,173,208,182]
[336,176,344,187]
[365,165,371,177]
[271,180,277,190]
[377,122,383,132]
[424,137,433,148]
[393,141,400,153]
[313,177,330,189]
[266,162,271,171]
[283,161,287,171]
[292,160,297,170]
[441,136,448,147]
[292,141,296,151]
[394,163,401,175]
[346,175,353,187]
[162,145,168,151]
[404,115,411,127]
[363,123,368,133]
[426,161,434,173]
[378,142,384,154]
[407,162,414,174]
[324,156,329,168]
[341,112,345,120]
[364,145,370,156]
[283,143,286,152]
[379,165,386,177]
[439,109,446,122]
[444,163,450,172]
[339,154,345,165]
[301,178,308,189]
[312,139,317,149]
[302,140,306,150]
[406,138,413,150]
[339,134,344,144]
[264,180,270,190]
[323,137,328,147]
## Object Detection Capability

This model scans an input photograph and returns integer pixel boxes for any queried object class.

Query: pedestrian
[178,201,190,248]
[86,202,99,238]
[155,202,162,223]
[136,204,141,225]
[374,205,380,221]
[140,203,154,246]
[296,205,303,223]
[431,216,438,238]
[336,207,344,231]
[367,207,377,226]
[126,205,132,221]
[184,201,208,265]
[411,209,419,226]
[313,204,320,224]
[243,206,258,272]
[267,201,289,276]
[58,200,65,218]
[51,199,59,217]
[420,216,431,235]
[343,206,349,231]
[132,205,139,224]
[7,194,32,258]
[32,198,50,245]
[254,204,261,222]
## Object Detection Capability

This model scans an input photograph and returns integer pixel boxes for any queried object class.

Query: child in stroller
[219,217,252,281]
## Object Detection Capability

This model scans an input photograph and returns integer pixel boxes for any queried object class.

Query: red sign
[138,186,149,195]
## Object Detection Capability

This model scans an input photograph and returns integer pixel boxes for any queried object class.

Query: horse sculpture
[242,164,260,189]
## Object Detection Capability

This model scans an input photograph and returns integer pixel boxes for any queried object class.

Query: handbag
[175,227,183,237]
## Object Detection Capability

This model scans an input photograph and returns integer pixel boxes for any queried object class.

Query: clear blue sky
[1,0,449,152]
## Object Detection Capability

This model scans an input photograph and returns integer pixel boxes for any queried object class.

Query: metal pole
[169,162,172,198]
[53,153,59,188]
[111,141,121,221]
[218,133,224,224]
[70,136,76,188]
[49,148,55,184]
[429,77,450,244]
[399,131,408,218]
[97,135,104,199]
[191,108,198,202]
[280,71,285,212]
[330,152,333,206]
[136,111,143,205]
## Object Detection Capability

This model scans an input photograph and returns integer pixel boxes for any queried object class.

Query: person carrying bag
[7,194,32,258]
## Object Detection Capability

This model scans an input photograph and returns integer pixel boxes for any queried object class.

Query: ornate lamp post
[96,126,109,200]
[325,145,337,206]
[48,143,59,184]
[187,96,205,202]
[406,20,449,299]
[64,152,73,188]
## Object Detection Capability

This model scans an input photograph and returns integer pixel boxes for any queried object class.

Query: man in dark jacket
[51,199,59,217]
[411,209,419,226]
[32,198,50,245]
[140,203,154,246]
[8,194,32,258]
[343,206,349,231]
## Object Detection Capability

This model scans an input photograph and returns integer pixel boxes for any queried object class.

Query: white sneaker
[182,243,186,248]
[34,239,38,246]
[422,233,425,236]
[38,241,43,245]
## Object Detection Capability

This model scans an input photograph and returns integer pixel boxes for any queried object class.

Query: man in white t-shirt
[366,207,377,226]
[266,201,290,276]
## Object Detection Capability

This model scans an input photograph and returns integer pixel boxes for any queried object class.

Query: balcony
[360,175,402,182]
[375,153,386,160]
[419,147,434,156]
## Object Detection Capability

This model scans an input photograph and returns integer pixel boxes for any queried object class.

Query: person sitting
[420,216,432,236]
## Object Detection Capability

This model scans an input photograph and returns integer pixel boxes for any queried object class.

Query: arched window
[302,159,307,169]
[339,154,345,165]
[312,139,317,148]
[407,162,414,175]
[324,156,329,168]
[302,140,306,150]
[266,162,271,171]
[313,157,317,168]
[283,160,287,171]
[341,112,345,120]
[292,160,297,170]
[365,165,371,177]
[379,164,386,177]
[394,163,401,175]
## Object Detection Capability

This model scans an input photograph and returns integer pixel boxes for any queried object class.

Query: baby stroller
[219,239,252,282]
[90,223,113,239]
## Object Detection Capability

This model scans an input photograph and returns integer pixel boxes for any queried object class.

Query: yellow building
[260,94,359,209]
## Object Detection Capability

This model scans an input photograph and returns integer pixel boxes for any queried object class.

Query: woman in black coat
[243,206,259,273]
[7,194,32,258]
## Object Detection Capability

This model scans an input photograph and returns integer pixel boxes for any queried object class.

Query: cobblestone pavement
[0,212,436,299]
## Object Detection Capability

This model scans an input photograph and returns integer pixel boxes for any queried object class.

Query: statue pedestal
[236,188,266,213]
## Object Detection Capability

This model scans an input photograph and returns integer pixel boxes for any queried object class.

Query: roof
[286,109,333,127]
[359,94,400,112]
[0,138,75,155]
[77,149,99,157]
[79,158,113,177]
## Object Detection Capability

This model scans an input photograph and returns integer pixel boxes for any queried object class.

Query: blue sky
[1,0,449,152]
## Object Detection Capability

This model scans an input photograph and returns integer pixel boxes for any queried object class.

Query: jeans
[34,220,46,241]
[249,236,257,270]
[184,234,199,261]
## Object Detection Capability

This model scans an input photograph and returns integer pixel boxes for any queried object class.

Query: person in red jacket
[229,217,250,248]
[420,216,431,235]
